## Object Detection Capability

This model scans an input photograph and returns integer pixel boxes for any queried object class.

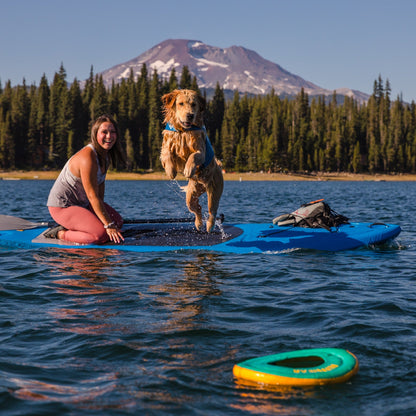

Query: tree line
[0,64,415,174]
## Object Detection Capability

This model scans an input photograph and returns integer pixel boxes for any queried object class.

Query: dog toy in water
[233,348,359,386]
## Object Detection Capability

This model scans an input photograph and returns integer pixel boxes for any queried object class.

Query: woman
[46,114,126,244]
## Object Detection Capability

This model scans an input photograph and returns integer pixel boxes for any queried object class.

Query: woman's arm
[78,148,123,243]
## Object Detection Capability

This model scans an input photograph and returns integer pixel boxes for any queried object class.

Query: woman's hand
[105,223,124,244]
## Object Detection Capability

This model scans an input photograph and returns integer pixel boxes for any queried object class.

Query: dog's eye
[178,102,184,106]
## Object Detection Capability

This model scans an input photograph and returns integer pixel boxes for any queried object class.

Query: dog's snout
[186,113,194,121]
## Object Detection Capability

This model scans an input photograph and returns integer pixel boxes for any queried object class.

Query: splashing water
[168,179,228,240]
[167,179,187,200]
[215,217,229,240]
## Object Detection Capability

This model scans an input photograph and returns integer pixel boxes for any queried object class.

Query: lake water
[0,179,415,416]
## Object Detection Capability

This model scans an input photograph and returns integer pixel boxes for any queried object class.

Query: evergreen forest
[0,64,415,174]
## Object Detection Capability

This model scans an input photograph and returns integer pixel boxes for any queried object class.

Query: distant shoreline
[1,170,416,181]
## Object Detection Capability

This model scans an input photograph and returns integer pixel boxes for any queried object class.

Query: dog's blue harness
[164,123,215,169]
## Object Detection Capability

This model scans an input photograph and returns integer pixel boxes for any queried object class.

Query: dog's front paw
[165,166,177,179]
[194,216,203,231]
[206,215,216,232]
[183,164,197,178]
[184,153,204,178]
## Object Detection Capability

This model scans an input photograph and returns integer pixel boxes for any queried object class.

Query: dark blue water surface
[0,179,415,416]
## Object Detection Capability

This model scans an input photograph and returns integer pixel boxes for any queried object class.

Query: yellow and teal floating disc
[233,348,359,386]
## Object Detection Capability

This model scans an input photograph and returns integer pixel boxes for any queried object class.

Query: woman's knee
[95,232,109,244]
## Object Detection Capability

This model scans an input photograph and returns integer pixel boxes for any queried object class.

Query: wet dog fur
[160,89,224,232]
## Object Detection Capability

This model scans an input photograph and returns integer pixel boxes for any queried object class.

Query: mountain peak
[99,39,368,102]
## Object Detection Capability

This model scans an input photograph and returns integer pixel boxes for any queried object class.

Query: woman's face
[96,122,117,151]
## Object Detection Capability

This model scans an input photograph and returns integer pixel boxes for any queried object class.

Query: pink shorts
[48,203,123,244]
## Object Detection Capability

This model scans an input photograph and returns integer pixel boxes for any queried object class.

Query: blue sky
[1,0,415,102]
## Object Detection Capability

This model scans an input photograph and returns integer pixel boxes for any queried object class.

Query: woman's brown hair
[90,114,126,169]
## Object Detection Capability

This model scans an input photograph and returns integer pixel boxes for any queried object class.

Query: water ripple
[0,180,415,415]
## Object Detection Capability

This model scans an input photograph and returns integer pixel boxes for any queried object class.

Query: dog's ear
[161,90,179,109]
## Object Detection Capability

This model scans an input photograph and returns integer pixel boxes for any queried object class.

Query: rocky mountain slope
[99,39,369,102]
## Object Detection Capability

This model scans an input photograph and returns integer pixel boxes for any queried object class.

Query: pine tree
[148,70,162,170]
[36,74,50,149]
[108,80,119,116]
[220,113,234,170]
[126,68,140,168]
[165,68,178,93]
[49,64,69,166]
[291,88,310,171]
[90,74,108,121]
[82,66,95,115]
[137,64,149,168]
[125,129,135,171]
[67,131,74,160]
[116,78,129,132]
[221,91,242,170]
[0,110,14,169]
[190,76,200,94]
[267,107,282,171]
[246,98,264,171]
[68,79,86,155]
[0,81,13,169]
[27,84,39,168]
[206,82,225,157]
[179,66,192,89]
[11,80,30,167]
[235,131,249,171]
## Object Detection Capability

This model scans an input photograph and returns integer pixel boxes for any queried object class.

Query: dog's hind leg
[186,180,205,231]
[206,169,224,232]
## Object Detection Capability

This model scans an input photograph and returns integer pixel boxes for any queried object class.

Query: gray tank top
[47,144,107,208]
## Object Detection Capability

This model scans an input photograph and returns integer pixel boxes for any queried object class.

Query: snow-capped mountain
[99,39,369,102]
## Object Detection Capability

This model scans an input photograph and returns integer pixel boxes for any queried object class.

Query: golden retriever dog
[160,89,224,232]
